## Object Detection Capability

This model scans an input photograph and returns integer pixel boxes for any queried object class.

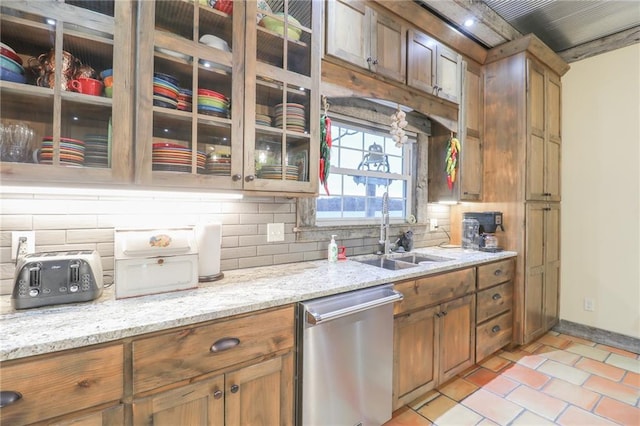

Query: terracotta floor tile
[416,394,457,423]
[429,401,484,425]
[522,341,543,353]
[501,363,551,389]
[556,405,619,426]
[541,378,602,411]
[476,419,499,426]
[506,385,567,421]
[575,357,626,382]
[595,396,640,425]
[537,333,572,349]
[510,410,556,425]
[558,333,597,347]
[534,344,581,365]
[596,343,639,359]
[537,359,591,385]
[466,368,519,397]
[461,389,523,425]
[566,342,610,361]
[458,364,480,378]
[409,390,441,411]
[606,353,640,373]
[584,375,640,406]
[623,371,640,389]
[480,355,512,372]
[384,406,432,426]
[499,350,547,369]
[438,377,478,402]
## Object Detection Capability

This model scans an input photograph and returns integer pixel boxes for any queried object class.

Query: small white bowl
[199,34,230,52]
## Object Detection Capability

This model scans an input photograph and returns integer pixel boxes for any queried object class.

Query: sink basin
[356,258,418,270]
[392,254,453,264]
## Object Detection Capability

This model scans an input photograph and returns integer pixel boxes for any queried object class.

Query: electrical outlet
[584,297,595,312]
[429,218,438,232]
[267,223,285,242]
[11,231,35,260]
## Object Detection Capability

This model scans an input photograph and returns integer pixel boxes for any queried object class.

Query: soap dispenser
[328,235,338,262]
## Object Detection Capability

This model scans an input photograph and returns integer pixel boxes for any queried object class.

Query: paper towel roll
[195,222,222,280]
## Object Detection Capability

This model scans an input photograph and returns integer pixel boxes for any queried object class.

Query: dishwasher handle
[305,290,403,325]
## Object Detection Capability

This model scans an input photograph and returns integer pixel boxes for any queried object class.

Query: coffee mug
[70,77,103,96]
[337,246,347,260]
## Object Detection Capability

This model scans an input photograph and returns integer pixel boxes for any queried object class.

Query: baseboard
[553,320,640,354]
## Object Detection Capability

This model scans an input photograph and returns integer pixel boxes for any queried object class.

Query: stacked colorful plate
[205,155,231,176]
[153,72,179,109]
[39,137,85,166]
[177,88,192,112]
[256,113,271,127]
[197,88,230,118]
[152,142,206,173]
[258,164,299,180]
[273,103,305,133]
[0,42,26,84]
[83,134,110,168]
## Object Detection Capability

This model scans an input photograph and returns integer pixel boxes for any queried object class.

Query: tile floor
[384,331,640,425]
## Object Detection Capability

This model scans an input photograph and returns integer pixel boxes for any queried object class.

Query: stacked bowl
[39,137,85,166]
[177,88,192,112]
[153,72,179,109]
[197,88,230,118]
[258,164,299,181]
[0,42,26,84]
[274,103,305,133]
[205,154,231,176]
[152,142,206,173]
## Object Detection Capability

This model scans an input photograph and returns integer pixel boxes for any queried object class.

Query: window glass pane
[338,128,363,150]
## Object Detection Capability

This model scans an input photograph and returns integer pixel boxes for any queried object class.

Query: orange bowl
[103,75,113,88]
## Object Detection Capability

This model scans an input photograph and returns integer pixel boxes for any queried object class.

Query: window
[317,117,414,224]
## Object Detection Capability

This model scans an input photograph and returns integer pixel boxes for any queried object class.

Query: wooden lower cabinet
[132,354,293,426]
[438,294,475,383]
[48,404,126,426]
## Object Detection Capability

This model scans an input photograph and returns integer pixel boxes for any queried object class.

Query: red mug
[337,246,347,260]
[70,77,103,96]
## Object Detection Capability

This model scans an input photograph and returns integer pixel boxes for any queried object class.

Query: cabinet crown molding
[485,34,570,76]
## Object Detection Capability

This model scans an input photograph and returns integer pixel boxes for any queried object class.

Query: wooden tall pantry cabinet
[482,35,569,345]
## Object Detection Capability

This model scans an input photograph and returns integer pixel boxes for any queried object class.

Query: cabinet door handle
[492,293,502,301]
[0,391,22,408]
[230,384,239,393]
[245,175,255,182]
[494,269,503,276]
[213,390,223,400]
[435,312,442,318]
[210,337,240,353]
[441,311,447,316]
[491,325,501,333]
[232,174,242,182]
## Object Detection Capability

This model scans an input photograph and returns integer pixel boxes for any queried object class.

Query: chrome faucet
[379,191,391,255]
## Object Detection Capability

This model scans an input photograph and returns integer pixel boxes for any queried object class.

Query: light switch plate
[267,223,285,242]
[11,231,35,260]
[429,218,438,232]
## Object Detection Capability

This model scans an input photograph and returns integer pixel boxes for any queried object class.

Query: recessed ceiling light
[46,18,56,26]
[464,19,475,27]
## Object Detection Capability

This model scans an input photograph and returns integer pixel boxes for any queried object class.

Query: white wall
[561,43,640,338]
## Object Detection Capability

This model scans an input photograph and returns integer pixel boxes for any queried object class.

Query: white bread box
[114,227,198,299]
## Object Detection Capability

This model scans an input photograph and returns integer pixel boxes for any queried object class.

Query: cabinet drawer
[394,268,476,315]
[0,345,123,425]
[477,282,513,323]
[132,305,295,394]
[476,311,513,362]
[477,259,515,290]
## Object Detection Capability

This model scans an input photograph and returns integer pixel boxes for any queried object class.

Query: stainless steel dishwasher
[297,284,403,426]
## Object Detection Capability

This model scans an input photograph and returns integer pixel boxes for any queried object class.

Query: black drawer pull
[492,325,501,333]
[494,269,503,276]
[492,293,502,301]
[230,384,239,393]
[0,391,22,408]
[210,337,240,353]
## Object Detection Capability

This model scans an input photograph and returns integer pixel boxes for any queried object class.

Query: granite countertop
[0,247,516,361]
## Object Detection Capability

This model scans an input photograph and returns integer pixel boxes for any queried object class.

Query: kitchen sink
[392,254,453,264]
[356,258,418,270]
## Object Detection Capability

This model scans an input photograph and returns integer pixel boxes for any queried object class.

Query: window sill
[294,223,426,242]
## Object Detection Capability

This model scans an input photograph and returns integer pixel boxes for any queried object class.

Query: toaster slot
[69,260,81,283]
[29,264,41,287]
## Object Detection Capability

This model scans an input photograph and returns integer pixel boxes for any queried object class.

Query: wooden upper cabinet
[0,1,134,185]
[407,29,461,103]
[459,60,483,201]
[526,58,561,201]
[326,0,406,83]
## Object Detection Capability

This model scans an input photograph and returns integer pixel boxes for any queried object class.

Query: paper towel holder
[195,222,224,283]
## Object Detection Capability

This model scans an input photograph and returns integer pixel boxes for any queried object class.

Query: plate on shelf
[0,47,22,65]
[0,66,27,84]
[155,47,192,61]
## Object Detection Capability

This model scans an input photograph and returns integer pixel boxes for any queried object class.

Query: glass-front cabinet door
[244,0,320,193]
[0,1,134,184]
[136,0,244,189]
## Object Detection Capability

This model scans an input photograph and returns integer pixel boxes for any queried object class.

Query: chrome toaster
[11,250,103,310]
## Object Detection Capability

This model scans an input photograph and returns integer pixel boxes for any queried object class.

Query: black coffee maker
[463,212,504,251]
